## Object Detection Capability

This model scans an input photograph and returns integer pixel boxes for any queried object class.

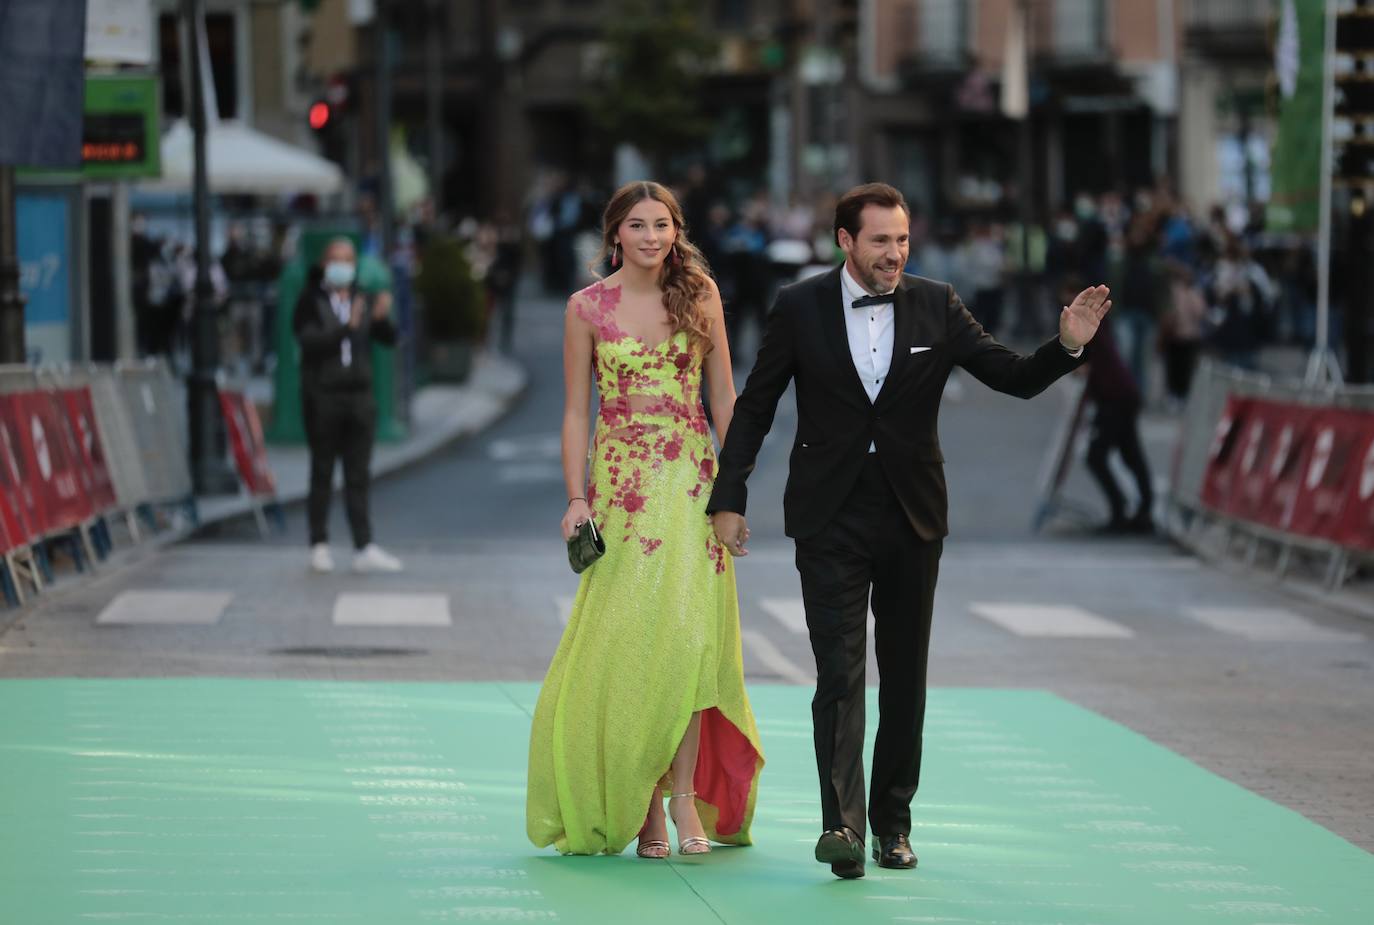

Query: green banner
[1268,0,1325,233]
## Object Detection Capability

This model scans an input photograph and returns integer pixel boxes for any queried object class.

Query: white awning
[140,120,344,196]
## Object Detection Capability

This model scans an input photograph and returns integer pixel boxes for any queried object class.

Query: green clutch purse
[566,517,605,574]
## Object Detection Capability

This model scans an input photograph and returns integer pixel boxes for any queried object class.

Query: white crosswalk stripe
[740,629,814,685]
[332,593,452,627]
[1183,606,1365,643]
[760,597,873,634]
[968,603,1135,639]
[95,590,233,625]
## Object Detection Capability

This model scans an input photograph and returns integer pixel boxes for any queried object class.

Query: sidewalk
[196,351,527,529]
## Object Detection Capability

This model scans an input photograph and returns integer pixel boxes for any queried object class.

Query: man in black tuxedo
[707,183,1111,879]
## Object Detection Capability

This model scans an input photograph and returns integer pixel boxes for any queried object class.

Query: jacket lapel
[816,265,870,406]
[873,276,918,405]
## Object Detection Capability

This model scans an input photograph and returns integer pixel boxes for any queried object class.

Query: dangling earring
[669,245,682,266]
[610,243,621,268]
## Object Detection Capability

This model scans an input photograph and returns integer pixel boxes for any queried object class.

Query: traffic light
[307,74,352,164]
[308,100,332,131]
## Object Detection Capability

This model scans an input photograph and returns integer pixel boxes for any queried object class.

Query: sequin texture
[525,280,764,855]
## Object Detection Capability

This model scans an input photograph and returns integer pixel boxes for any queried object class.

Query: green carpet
[1,680,1369,924]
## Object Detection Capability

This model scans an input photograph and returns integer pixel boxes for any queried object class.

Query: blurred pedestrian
[293,237,403,575]
[1065,274,1154,534]
[963,221,1007,335]
[1159,261,1207,406]
[1202,236,1275,370]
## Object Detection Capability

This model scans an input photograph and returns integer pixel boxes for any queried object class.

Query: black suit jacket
[292,276,397,394]
[707,265,1086,541]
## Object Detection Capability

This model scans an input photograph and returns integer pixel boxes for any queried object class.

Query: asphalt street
[2,285,1372,868]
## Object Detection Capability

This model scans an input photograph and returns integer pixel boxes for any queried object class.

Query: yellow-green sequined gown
[526,280,764,855]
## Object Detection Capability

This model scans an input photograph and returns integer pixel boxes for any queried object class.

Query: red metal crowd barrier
[0,385,127,552]
[1197,396,1374,552]
[218,389,276,497]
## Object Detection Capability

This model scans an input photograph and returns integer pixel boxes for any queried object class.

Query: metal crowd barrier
[1168,361,1374,588]
[1,360,200,606]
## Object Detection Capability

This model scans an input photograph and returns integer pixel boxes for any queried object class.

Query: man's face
[838,204,909,294]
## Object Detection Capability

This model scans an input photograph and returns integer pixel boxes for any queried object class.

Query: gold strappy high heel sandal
[669,792,711,855]
[637,791,670,859]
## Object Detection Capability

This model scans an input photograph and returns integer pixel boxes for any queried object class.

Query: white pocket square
[909,346,932,354]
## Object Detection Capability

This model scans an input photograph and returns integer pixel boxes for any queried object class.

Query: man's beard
[858,259,896,295]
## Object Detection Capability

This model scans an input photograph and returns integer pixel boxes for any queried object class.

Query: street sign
[80,74,161,179]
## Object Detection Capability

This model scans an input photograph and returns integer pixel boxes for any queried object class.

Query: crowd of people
[514,171,1309,411]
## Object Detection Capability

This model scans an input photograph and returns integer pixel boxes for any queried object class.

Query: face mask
[324,260,356,288]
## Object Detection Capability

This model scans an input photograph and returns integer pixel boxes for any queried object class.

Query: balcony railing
[1184,0,1274,61]
[1185,0,1277,31]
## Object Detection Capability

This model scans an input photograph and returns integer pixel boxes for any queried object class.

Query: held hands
[1059,284,1112,351]
[711,511,751,558]
[372,291,393,322]
[562,499,592,542]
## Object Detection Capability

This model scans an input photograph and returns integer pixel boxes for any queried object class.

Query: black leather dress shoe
[815,828,865,879]
[872,833,918,869]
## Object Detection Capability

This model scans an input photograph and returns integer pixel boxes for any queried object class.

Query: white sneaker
[352,543,403,573]
[309,543,335,574]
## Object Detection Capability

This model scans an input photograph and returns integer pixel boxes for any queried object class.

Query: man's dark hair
[834,183,910,245]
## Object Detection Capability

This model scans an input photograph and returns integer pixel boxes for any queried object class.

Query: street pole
[1308,0,1343,385]
[1016,0,1035,337]
[374,1,395,260]
[425,0,444,215]
[183,0,237,494]
[0,165,24,364]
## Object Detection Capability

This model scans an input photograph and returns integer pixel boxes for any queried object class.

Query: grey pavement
[2,288,1371,858]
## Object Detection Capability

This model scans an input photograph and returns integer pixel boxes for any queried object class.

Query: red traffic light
[308,101,331,131]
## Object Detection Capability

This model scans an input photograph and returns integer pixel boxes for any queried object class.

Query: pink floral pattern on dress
[572,280,725,572]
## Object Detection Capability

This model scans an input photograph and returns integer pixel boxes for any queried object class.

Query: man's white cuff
[1060,339,1084,358]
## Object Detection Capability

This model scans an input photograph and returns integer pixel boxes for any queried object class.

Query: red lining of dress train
[694,707,760,836]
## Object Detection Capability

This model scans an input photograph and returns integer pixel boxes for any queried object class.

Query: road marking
[554,596,574,626]
[968,603,1135,639]
[95,590,233,625]
[488,435,561,462]
[332,593,452,627]
[740,629,814,685]
[1183,606,1365,643]
[760,598,808,634]
[760,597,874,635]
[497,462,564,483]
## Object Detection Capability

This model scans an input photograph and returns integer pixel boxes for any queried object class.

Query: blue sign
[17,193,71,327]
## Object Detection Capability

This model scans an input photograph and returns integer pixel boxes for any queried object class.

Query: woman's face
[615,199,677,271]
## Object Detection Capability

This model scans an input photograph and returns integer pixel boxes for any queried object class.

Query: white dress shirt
[329,290,353,367]
[840,264,894,452]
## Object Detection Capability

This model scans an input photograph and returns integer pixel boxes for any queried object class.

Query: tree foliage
[586,0,719,170]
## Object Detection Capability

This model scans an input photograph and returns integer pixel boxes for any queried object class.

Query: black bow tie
[851,292,895,309]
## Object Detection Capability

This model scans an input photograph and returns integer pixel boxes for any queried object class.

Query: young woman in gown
[526,181,764,858]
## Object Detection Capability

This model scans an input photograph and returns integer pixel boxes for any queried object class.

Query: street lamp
[182,0,238,494]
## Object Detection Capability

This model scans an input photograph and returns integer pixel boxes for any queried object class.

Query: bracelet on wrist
[567,497,587,507]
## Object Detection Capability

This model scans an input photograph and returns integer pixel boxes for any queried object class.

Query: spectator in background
[1116,198,1163,399]
[294,237,403,575]
[1066,273,1154,535]
[1202,236,1276,371]
[1158,261,1208,408]
[962,220,1007,335]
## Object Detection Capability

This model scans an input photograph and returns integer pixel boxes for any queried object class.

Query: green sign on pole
[19,73,162,182]
[1268,0,1325,233]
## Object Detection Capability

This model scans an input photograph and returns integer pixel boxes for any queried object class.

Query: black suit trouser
[304,387,376,549]
[795,454,942,842]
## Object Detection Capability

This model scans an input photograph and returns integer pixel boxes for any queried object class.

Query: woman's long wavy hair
[596,181,715,355]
